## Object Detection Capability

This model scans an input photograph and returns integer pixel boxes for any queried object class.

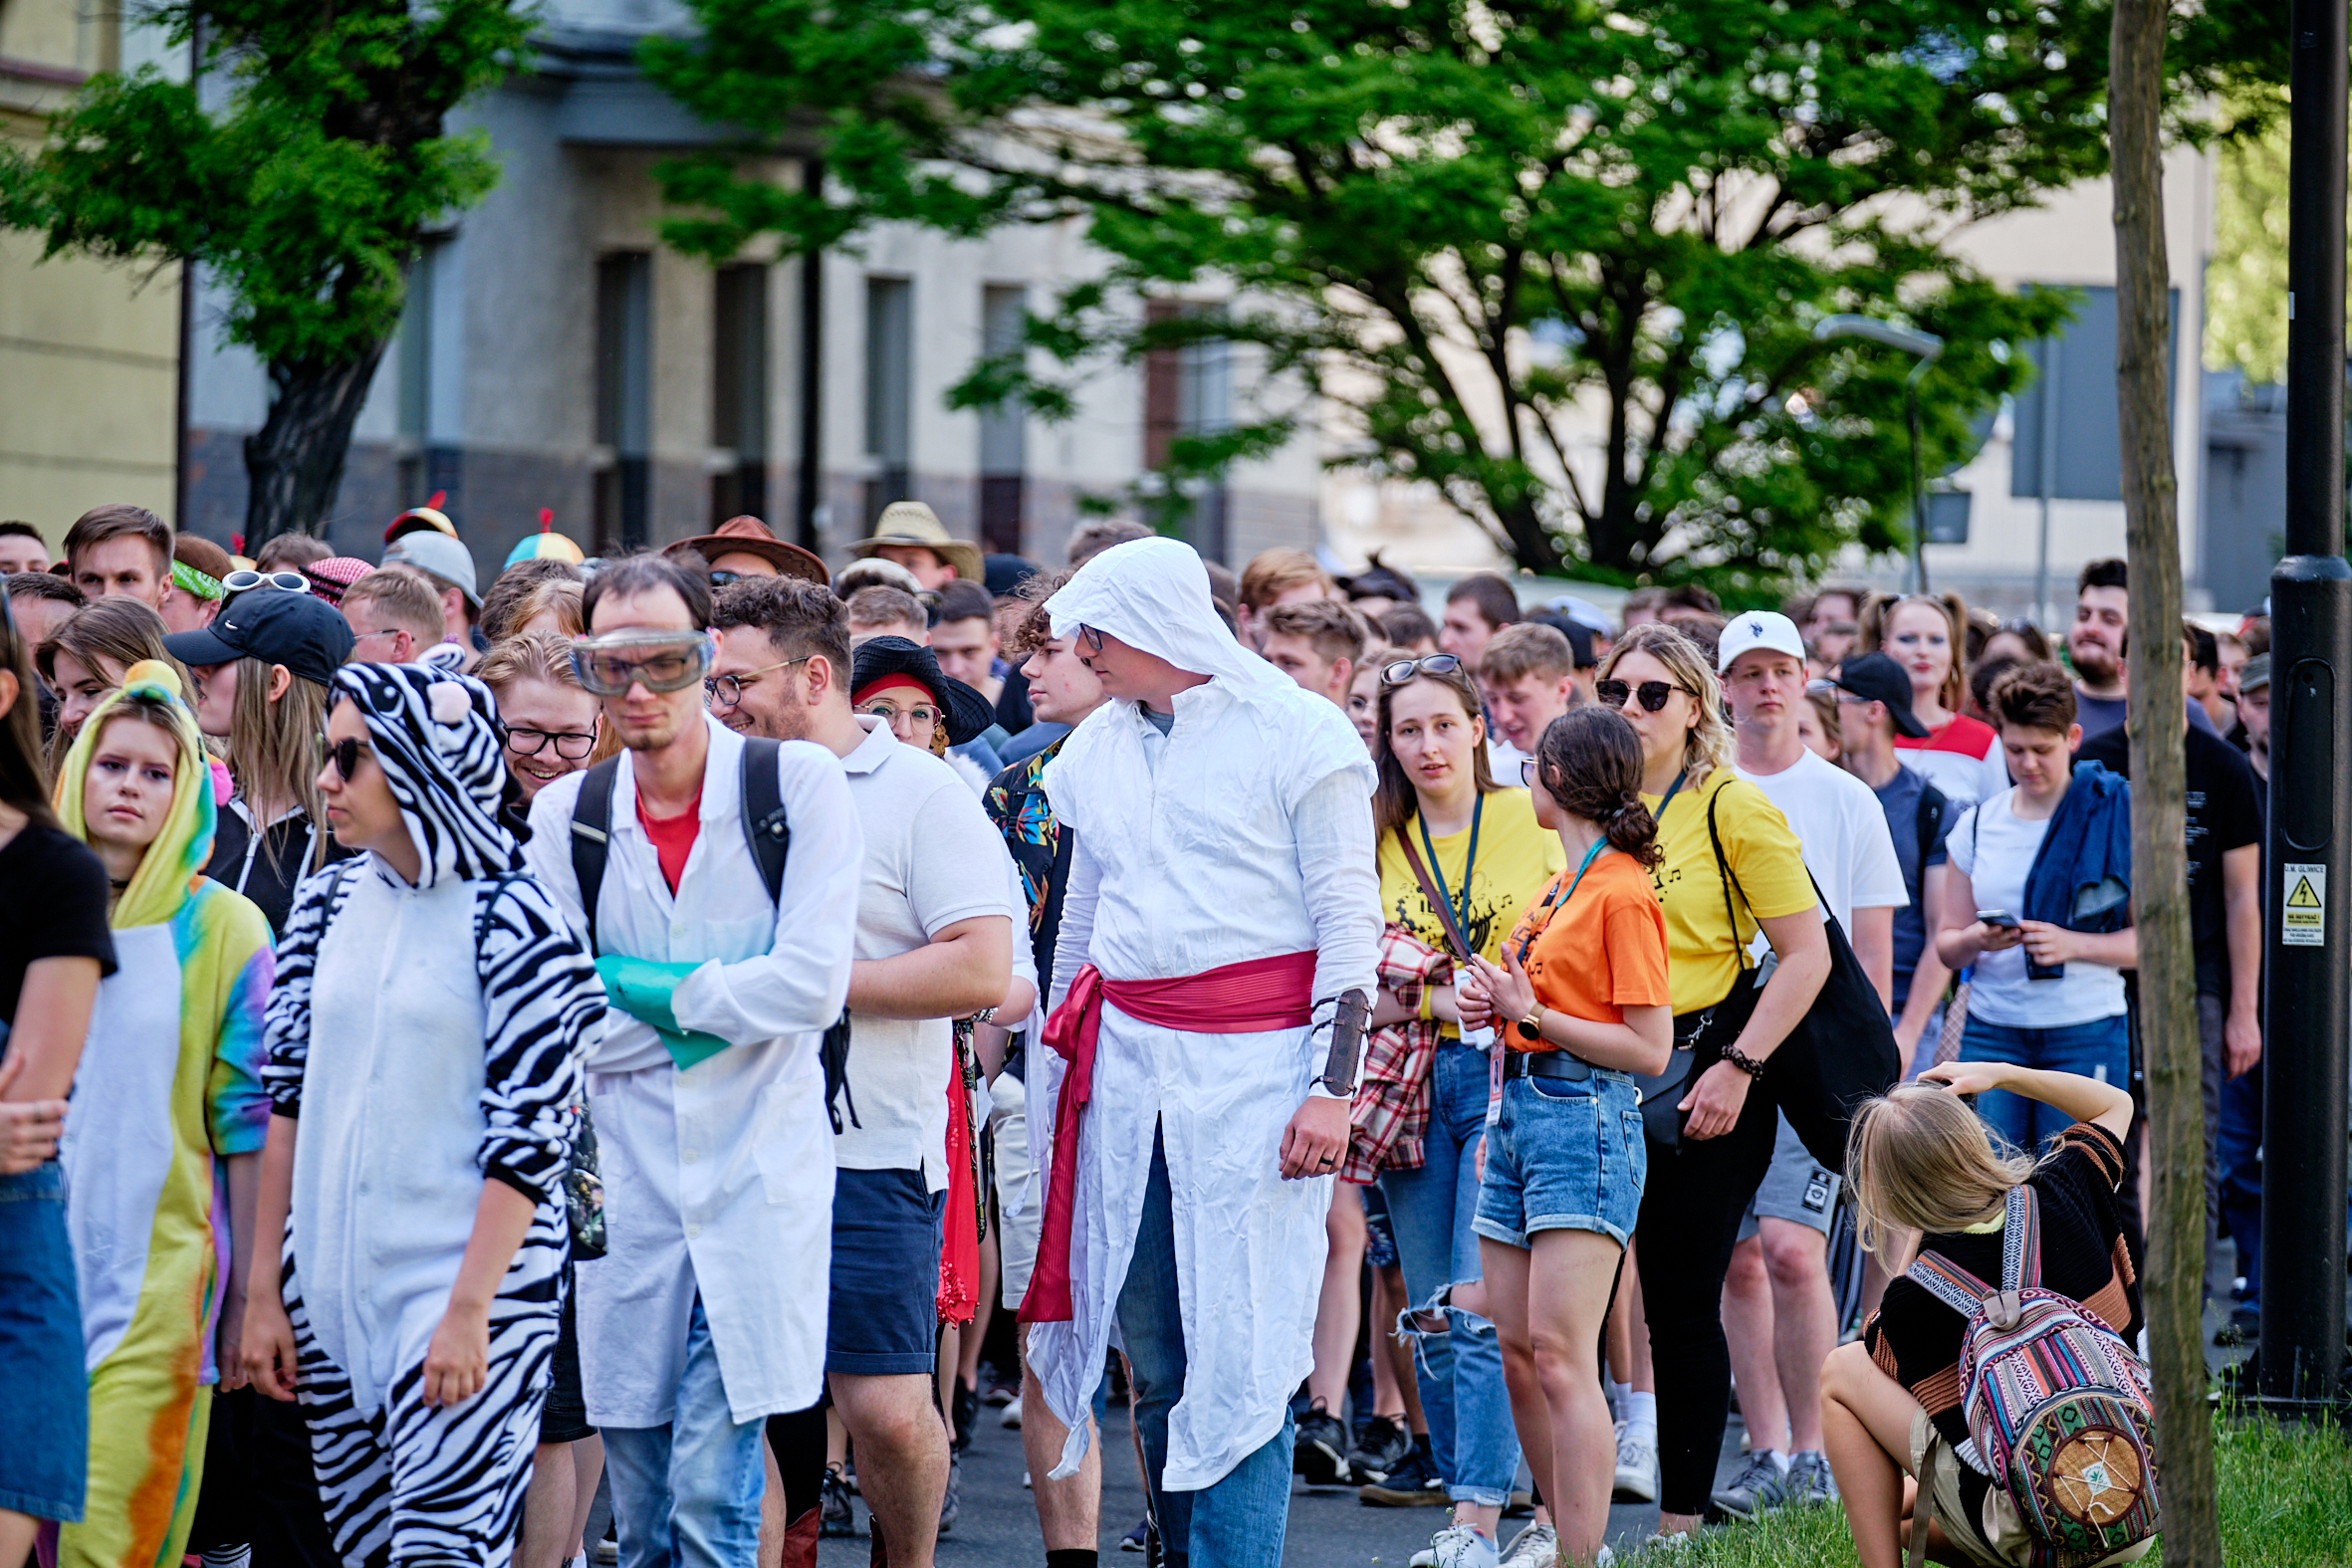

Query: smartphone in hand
[1975,909,2019,929]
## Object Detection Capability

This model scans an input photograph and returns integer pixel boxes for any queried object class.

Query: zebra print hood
[333,663,520,887]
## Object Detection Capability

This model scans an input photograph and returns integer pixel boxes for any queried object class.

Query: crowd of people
[0,497,2241,1568]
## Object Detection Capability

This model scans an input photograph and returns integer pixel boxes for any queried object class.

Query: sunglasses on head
[1381,653,1462,685]
[570,631,716,697]
[1595,678,1696,713]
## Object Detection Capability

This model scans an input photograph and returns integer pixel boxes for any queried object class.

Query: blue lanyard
[1563,837,1608,903]
[1418,792,1484,947]
[1515,838,1606,967]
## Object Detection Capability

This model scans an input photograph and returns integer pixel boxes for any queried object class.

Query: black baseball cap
[164,588,356,688]
[1824,651,1931,739]
[1529,611,1599,669]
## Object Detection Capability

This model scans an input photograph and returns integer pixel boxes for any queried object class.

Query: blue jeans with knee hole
[1377,1039,1522,1507]
[601,1295,766,1568]
[1116,1128,1295,1568]
[1959,1013,2131,1154]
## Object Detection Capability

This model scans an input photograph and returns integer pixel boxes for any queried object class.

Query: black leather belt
[1502,1049,1591,1082]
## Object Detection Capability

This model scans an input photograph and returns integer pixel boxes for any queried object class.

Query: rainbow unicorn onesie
[53,662,274,1568]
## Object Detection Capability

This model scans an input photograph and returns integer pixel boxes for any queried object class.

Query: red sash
[1017,950,1318,1323]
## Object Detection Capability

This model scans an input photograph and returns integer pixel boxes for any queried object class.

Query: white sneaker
[1419,1525,1502,1568]
[1633,1531,1697,1559]
[1001,1395,1023,1429]
[1613,1422,1659,1503]
[1498,1521,1556,1568]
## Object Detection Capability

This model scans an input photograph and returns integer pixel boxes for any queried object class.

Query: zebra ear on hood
[427,678,474,729]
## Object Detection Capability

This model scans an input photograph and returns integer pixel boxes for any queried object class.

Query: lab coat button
[686,1223,702,1239]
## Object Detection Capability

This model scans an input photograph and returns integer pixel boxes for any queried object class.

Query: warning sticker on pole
[2283,863,2326,946]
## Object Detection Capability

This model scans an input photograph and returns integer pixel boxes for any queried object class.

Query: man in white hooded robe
[1018,538,1380,1567]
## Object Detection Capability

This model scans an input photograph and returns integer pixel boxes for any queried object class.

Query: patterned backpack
[1903,1186,2160,1568]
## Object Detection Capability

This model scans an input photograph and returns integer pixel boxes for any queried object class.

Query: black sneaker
[1346,1413,1412,1483]
[1294,1405,1353,1486]
[1357,1443,1448,1506]
[938,1449,960,1535]
[820,1464,857,1537]
[952,1377,981,1452]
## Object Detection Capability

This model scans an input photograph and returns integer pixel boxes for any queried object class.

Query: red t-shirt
[636,785,703,894]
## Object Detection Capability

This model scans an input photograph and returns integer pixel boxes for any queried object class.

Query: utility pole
[2261,0,2352,1419]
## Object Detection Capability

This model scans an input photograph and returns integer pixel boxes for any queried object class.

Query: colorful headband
[172,559,225,602]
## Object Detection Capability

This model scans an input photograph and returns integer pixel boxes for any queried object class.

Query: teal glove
[594,955,733,1071]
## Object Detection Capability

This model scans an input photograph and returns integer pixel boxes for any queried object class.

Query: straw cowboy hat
[664,515,830,586]
[846,501,984,584]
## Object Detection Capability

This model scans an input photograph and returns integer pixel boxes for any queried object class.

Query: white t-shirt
[1947,788,2128,1027]
[1740,747,1906,934]
[838,717,1021,1191]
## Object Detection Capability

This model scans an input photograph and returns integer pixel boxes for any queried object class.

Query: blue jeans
[0,1161,85,1521]
[602,1296,766,1568]
[1959,1013,2131,1154]
[1117,1130,1294,1568]
[2218,1058,2263,1305]
[1377,1040,1522,1507]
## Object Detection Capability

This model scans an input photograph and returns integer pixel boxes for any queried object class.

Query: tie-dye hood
[333,663,520,887]
[55,659,216,930]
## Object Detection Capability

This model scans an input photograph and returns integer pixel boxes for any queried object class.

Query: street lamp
[1812,314,1945,593]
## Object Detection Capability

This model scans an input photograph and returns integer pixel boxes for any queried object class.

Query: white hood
[1046,536,1291,695]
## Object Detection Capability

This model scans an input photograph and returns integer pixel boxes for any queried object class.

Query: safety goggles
[570,630,716,697]
[223,568,312,595]
[1596,678,1697,713]
[1381,653,1462,685]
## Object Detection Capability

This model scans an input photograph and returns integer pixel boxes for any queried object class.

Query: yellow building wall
[1,2,181,553]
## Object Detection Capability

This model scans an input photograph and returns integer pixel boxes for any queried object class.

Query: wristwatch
[1516,1003,1544,1043]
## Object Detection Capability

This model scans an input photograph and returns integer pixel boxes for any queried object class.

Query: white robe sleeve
[1048,830,1101,1018]
[1293,767,1381,1096]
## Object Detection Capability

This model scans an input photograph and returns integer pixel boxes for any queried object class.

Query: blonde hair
[1859,592,1971,714]
[1844,1085,2046,1256]
[477,629,618,765]
[344,566,444,645]
[507,577,585,638]
[1595,622,1734,783]
[225,656,331,878]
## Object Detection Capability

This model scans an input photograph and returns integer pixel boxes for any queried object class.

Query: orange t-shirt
[1505,849,1671,1049]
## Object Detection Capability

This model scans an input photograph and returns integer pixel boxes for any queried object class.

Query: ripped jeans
[1376,1039,1522,1508]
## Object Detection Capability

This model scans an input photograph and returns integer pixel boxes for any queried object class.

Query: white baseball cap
[1715,609,1807,674]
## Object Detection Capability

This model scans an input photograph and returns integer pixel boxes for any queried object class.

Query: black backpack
[569,739,858,1130]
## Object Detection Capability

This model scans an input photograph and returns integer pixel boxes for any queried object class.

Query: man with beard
[2067,558,2217,742]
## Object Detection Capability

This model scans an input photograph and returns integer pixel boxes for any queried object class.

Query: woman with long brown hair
[1860,592,2007,807]
[35,596,174,777]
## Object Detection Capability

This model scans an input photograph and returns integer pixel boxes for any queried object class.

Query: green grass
[1665,1413,2352,1567]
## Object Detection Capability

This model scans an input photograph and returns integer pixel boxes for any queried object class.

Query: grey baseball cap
[2237,653,2269,695]
[382,530,480,607]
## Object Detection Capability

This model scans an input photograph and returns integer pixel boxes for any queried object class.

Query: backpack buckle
[1985,1289,2024,1330]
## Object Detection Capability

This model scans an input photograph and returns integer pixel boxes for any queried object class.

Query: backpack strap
[2000,1185,2040,1292]
[737,738,791,905]
[1905,1247,1999,1319]
[568,757,624,956]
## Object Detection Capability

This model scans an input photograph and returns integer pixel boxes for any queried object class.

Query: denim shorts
[0,1161,88,1520]
[1359,1180,1399,1269]
[1474,1070,1646,1249]
[826,1166,947,1375]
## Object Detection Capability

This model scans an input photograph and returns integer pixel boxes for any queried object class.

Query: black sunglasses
[1596,678,1697,713]
[319,734,367,783]
[1381,653,1462,685]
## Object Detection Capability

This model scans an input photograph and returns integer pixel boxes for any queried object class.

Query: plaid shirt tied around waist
[1341,925,1452,1185]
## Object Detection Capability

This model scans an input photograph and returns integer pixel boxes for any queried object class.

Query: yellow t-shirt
[1643,767,1819,1015]
[1378,788,1566,1034]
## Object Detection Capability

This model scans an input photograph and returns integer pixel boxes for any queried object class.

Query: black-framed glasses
[704,655,812,709]
[318,734,367,783]
[505,725,598,760]
[1596,678,1696,713]
[1381,653,1462,685]
[1076,624,1105,654]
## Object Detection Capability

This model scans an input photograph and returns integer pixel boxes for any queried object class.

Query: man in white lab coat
[525,555,864,1568]
[1020,538,1381,1568]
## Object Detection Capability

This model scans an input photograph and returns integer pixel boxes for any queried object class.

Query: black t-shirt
[2077,723,2262,997]
[0,822,118,1028]
[204,801,346,940]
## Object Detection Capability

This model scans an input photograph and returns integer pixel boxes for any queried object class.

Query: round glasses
[1381,653,1462,685]
[224,568,312,595]
[505,725,597,760]
[1595,678,1697,713]
[704,655,812,710]
[859,698,942,729]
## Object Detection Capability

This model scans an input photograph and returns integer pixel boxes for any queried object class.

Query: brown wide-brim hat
[846,501,985,584]
[665,515,829,586]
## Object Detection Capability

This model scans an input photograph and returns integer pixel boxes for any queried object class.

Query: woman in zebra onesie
[240,661,603,1565]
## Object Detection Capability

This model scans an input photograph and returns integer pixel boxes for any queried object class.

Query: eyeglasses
[505,725,598,760]
[1595,678,1697,713]
[704,655,812,709]
[223,569,312,595]
[859,698,942,728]
[1381,653,1462,685]
[318,734,368,783]
[1519,758,1541,787]
[1075,624,1105,654]
[709,570,747,588]
[571,632,715,697]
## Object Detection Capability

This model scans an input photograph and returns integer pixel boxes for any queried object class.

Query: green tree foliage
[647,0,2263,589]
[0,2,533,545]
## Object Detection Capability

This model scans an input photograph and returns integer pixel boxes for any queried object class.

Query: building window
[977,285,1028,557]
[595,252,653,552]
[1142,300,1230,561]
[864,276,913,527]
[713,262,771,525]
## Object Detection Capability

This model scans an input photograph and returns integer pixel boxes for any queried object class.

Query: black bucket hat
[848,635,996,745]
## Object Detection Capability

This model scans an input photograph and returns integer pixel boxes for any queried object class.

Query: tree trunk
[242,340,393,548]
[2108,3,2221,1563]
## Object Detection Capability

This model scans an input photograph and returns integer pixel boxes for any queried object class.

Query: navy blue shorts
[826,1166,947,1376]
